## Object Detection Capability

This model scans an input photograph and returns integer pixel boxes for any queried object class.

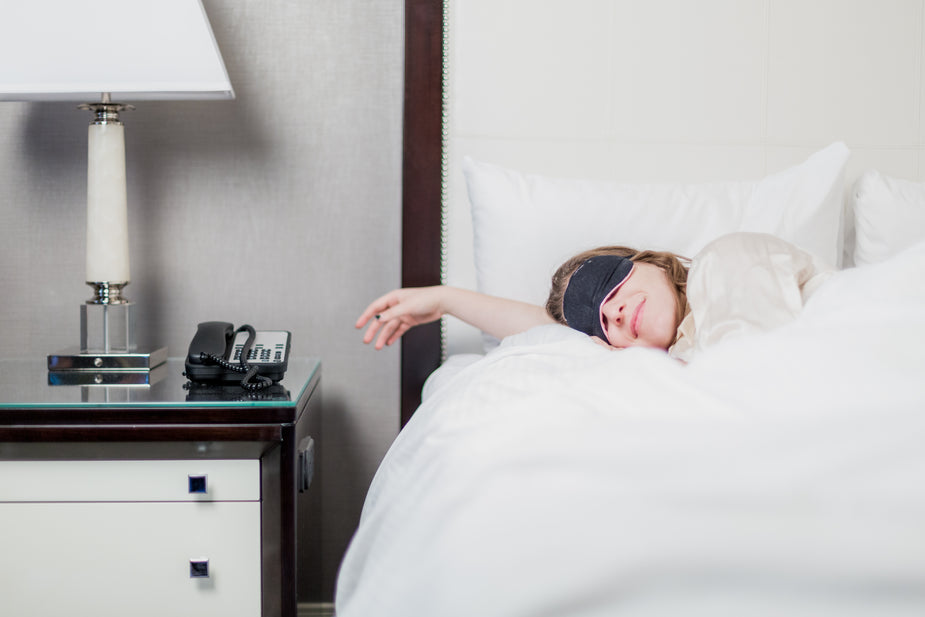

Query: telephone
[184,321,291,390]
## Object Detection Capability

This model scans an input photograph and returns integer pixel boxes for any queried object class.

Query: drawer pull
[189,559,210,578]
[188,474,208,494]
[298,436,315,493]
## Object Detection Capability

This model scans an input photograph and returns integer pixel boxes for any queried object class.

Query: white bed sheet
[336,241,925,617]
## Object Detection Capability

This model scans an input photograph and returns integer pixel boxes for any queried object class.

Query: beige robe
[670,232,834,362]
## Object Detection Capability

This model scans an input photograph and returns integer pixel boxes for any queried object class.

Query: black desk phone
[184,321,291,390]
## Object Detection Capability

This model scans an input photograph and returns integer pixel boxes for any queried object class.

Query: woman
[356,246,690,352]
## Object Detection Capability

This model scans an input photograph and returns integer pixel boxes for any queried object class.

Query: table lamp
[0,0,234,379]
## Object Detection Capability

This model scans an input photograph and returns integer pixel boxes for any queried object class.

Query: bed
[338,1,925,615]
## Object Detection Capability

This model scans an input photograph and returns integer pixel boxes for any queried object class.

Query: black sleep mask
[563,255,634,341]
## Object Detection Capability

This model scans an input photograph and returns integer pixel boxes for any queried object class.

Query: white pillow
[851,170,925,266]
[464,143,850,322]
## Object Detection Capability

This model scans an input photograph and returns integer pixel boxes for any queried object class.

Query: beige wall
[0,0,404,600]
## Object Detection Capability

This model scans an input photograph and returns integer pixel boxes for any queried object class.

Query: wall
[0,0,404,601]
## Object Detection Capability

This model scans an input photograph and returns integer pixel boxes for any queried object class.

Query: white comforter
[336,241,925,617]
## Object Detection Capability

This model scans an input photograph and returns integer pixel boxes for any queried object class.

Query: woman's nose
[604,301,625,325]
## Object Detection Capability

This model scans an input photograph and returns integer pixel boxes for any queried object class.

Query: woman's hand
[355,286,447,350]
[357,285,554,350]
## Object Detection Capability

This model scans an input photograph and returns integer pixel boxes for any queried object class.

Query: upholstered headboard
[402,0,925,423]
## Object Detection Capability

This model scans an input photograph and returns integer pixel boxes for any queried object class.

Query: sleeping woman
[356,232,832,360]
[357,245,690,352]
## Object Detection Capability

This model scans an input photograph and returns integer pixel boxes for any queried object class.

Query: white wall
[0,0,404,600]
[444,0,925,354]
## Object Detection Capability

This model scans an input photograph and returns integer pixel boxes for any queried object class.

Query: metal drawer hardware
[189,559,210,578]
[188,474,208,494]
[298,436,315,493]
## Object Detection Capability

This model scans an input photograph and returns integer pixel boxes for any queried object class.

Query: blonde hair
[546,246,690,339]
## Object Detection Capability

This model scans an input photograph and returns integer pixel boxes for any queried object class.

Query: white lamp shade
[0,0,234,101]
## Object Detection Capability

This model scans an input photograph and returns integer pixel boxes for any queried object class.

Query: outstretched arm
[355,286,554,350]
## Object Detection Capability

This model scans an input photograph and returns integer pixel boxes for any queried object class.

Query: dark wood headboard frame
[401,0,445,425]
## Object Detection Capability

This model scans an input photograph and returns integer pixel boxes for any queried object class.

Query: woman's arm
[355,285,554,350]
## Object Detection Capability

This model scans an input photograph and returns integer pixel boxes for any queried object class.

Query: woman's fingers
[361,316,383,345]
[384,322,412,348]
[357,287,443,350]
[374,317,406,350]
[355,293,395,329]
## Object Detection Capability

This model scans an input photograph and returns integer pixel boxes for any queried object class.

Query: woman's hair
[545,246,690,340]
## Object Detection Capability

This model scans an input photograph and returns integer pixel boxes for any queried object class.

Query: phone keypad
[230,331,290,364]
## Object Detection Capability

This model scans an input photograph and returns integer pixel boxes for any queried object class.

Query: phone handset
[185,321,291,390]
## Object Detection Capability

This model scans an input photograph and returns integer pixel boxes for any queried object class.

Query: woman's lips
[631,299,645,338]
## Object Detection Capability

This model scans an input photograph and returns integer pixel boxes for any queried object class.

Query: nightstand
[0,357,320,617]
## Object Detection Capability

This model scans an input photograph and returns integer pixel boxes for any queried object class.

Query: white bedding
[336,241,925,617]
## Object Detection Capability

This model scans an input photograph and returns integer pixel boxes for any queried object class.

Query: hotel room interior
[2,1,925,616]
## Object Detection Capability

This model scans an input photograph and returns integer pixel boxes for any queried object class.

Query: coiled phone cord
[199,324,273,391]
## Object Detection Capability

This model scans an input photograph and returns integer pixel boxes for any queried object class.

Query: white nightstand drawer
[0,459,259,502]
[0,501,261,617]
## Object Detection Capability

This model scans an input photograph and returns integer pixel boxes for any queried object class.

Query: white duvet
[336,240,925,617]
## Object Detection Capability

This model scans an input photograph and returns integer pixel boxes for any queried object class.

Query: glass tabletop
[0,357,320,408]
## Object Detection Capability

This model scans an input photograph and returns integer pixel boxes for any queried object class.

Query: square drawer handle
[189,559,210,578]
[188,474,208,494]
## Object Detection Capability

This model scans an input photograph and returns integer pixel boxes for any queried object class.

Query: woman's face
[598,263,680,350]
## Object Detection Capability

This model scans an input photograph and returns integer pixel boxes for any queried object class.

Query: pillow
[464,143,850,329]
[851,170,925,266]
